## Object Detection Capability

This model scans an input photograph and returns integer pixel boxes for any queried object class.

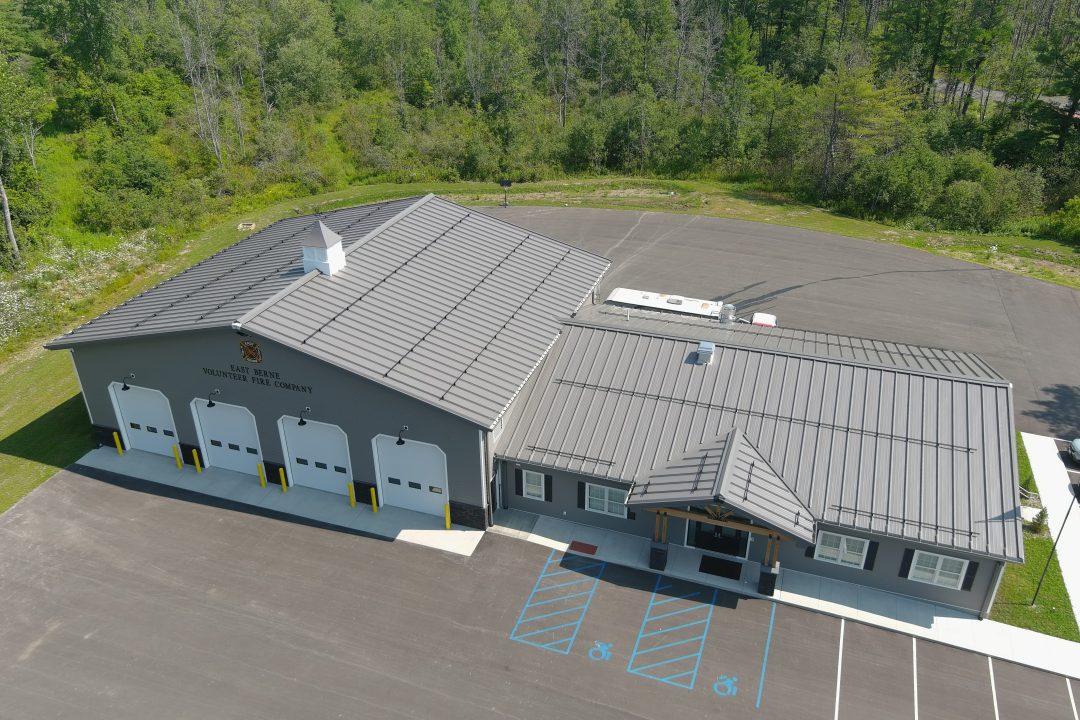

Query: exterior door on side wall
[373,435,448,517]
[278,416,353,495]
[109,383,178,457]
[191,399,262,475]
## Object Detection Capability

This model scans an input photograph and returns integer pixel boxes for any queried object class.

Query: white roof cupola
[302,221,346,276]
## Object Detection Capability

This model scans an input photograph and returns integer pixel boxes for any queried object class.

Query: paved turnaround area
[488,206,1080,438]
[2,470,1078,719]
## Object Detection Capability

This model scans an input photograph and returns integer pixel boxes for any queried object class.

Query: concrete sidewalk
[491,507,1080,679]
[1021,432,1080,629]
[75,447,485,557]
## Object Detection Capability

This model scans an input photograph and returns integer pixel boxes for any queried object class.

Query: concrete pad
[992,659,1075,720]
[917,641,997,720]
[838,622,915,720]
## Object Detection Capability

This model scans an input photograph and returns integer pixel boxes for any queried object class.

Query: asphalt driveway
[487,206,1080,438]
[1,469,1077,719]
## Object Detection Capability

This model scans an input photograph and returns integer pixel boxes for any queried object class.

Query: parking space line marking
[509,549,606,654]
[627,575,718,689]
[755,601,777,709]
[912,637,919,720]
[833,619,845,720]
[1068,677,1077,720]
[650,603,709,621]
[987,657,1000,720]
[641,617,708,637]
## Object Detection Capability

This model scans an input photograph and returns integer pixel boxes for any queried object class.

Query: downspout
[979,561,1006,619]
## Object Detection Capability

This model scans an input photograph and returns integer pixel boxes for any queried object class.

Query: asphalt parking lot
[488,206,1080,439]
[1,470,1077,719]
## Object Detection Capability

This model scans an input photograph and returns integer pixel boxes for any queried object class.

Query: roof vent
[302,221,346,276]
[696,341,715,365]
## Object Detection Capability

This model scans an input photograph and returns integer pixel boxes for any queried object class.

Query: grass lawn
[990,535,1080,642]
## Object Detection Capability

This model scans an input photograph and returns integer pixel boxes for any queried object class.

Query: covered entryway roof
[627,427,816,543]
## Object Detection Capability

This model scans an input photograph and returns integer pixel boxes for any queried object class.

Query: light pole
[1031,482,1079,606]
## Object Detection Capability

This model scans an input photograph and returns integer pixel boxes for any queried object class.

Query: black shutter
[627,511,636,521]
[544,475,553,502]
[864,541,879,571]
[805,544,816,558]
[961,561,979,591]
[514,468,523,496]
[899,548,915,578]
[577,482,585,509]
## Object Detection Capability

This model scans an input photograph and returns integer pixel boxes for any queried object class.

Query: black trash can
[649,544,668,571]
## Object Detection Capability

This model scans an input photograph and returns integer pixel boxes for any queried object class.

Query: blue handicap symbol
[589,641,613,661]
[713,675,738,697]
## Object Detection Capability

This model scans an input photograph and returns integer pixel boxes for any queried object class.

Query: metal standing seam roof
[572,304,1003,382]
[46,197,422,347]
[238,195,610,428]
[496,322,1022,562]
[630,427,816,543]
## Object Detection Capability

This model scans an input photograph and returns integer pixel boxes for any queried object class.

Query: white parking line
[987,657,1000,720]
[1068,677,1078,720]
[912,638,919,720]
[834,619,845,720]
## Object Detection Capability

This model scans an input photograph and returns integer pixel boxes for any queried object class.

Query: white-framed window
[907,550,968,590]
[586,483,627,518]
[814,530,869,569]
[523,469,545,501]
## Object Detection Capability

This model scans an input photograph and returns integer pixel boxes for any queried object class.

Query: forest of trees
[0,0,1078,268]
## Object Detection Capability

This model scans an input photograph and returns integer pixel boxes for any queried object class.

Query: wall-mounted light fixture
[121,373,135,391]
[298,407,311,426]
[206,388,221,408]
[396,425,409,446]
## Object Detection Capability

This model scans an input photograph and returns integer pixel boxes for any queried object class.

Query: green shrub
[1041,195,1080,243]
[932,180,994,231]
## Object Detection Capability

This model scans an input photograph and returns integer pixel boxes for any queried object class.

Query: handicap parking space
[916,641,997,720]
[993,659,1076,720]
[838,622,914,720]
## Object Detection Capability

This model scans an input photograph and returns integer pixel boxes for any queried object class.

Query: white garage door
[191,399,262,475]
[109,383,177,457]
[373,435,448,517]
[278,416,353,495]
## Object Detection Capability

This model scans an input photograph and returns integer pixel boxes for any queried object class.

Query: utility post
[1031,482,1079,606]
[498,179,512,207]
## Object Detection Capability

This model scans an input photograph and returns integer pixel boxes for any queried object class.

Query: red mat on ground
[568,540,598,555]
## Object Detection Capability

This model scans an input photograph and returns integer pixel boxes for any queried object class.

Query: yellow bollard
[347,482,356,508]
[369,487,378,513]
[257,463,266,488]
[279,467,287,493]
[444,503,451,530]
[172,444,182,469]
[193,448,202,474]
[112,431,123,456]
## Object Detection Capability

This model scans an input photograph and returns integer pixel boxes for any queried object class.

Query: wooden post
[112,431,123,456]
[653,512,662,542]
[661,514,669,543]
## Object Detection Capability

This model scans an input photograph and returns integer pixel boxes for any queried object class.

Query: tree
[714,16,764,160]
[0,63,24,265]
[1036,13,1080,152]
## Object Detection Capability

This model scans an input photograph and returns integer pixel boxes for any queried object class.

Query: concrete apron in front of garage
[74,447,484,556]
[492,507,1080,680]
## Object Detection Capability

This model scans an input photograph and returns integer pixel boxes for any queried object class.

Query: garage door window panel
[908,550,967,590]
[523,470,545,501]
[814,531,869,569]
[586,483,627,518]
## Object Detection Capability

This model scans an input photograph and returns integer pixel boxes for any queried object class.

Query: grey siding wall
[775,525,999,616]
[71,328,487,508]
[500,462,687,540]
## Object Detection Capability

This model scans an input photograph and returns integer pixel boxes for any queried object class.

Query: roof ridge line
[734,431,817,520]
[714,427,743,498]
[235,195,432,327]
[434,195,613,266]
[565,319,1012,388]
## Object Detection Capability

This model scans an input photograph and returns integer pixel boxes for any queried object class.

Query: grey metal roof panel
[573,304,1003,381]
[47,196,421,349]
[241,195,609,427]
[496,323,1021,562]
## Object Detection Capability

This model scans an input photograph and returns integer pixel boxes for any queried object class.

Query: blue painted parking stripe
[756,602,777,709]
[627,575,717,690]
[509,549,606,655]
